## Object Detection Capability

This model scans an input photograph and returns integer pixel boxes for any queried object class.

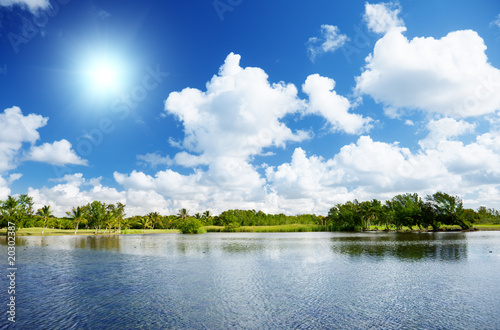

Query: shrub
[178,217,204,234]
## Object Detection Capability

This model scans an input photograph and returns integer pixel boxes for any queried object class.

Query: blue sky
[1,0,500,216]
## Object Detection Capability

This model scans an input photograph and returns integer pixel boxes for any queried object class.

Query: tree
[359,199,382,230]
[202,210,213,225]
[147,212,161,230]
[66,206,86,235]
[138,216,151,233]
[426,192,470,229]
[36,205,53,235]
[115,202,126,233]
[18,194,34,227]
[102,209,116,234]
[177,208,189,220]
[1,196,20,229]
[327,201,363,231]
[390,193,422,230]
[178,217,204,234]
[86,201,106,233]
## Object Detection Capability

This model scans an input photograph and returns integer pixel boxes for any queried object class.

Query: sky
[1,0,500,217]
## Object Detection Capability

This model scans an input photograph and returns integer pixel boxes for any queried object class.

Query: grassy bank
[0,227,180,236]
[472,224,500,231]
[2,224,499,236]
[206,224,329,232]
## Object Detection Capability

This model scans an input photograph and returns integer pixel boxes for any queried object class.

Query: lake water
[1,232,499,329]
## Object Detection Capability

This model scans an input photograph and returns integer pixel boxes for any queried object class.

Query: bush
[178,217,204,234]
[223,222,241,232]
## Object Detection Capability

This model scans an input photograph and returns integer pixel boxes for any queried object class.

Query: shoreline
[1,224,499,237]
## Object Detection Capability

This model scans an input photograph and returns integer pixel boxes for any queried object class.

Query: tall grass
[205,224,331,233]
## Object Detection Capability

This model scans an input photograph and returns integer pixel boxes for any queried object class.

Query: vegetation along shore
[1,191,500,236]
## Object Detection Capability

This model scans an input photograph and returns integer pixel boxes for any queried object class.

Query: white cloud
[0,0,50,13]
[24,50,500,216]
[165,53,309,163]
[307,25,349,62]
[173,152,209,167]
[356,28,500,117]
[490,14,500,28]
[137,152,173,168]
[29,129,500,217]
[364,2,404,34]
[267,133,500,212]
[303,74,373,134]
[0,173,22,200]
[419,118,476,149]
[0,106,47,172]
[27,139,88,166]
[28,173,127,217]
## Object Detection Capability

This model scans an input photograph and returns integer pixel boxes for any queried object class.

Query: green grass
[472,224,500,231]
[0,227,180,236]
[205,224,328,233]
[2,224,500,236]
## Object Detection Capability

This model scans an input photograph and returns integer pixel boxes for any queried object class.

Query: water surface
[1,232,499,329]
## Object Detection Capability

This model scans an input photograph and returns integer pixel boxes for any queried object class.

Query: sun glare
[89,62,119,89]
[81,53,127,97]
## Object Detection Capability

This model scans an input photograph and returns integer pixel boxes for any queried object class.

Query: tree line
[1,191,499,234]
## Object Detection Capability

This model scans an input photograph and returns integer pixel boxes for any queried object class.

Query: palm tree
[115,202,126,233]
[102,210,116,234]
[202,210,212,219]
[37,205,53,235]
[138,216,151,233]
[147,212,160,230]
[67,206,86,235]
[177,208,189,220]
[1,196,20,224]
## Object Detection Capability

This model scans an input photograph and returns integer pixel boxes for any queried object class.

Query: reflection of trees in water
[74,235,121,252]
[331,233,468,261]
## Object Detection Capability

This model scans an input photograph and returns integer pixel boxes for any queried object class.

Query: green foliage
[0,194,34,230]
[224,222,241,232]
[2,191,500,235]
[327,201,363,231]
[178,217,204,234]
[426,192,470,230]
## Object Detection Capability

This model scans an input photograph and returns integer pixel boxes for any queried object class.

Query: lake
[1,231,499,329]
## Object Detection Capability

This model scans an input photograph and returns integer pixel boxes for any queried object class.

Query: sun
[89,62,119,89]
[81,53,127,97]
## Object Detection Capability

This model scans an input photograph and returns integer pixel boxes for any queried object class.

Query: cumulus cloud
[419,118,476,149]
[28,173,128,217]
[364,2,404,34]
[0,0,50,13]
[266,133,500,212]
[0,173,22,200]
[163,52,311,203]
[27,139,88,166]
[307,25,349,62]
[165,53,309,162]
[303,74,373,134]
[356,28,500,117]
[30,129,500,216]
[0,106,48,172]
